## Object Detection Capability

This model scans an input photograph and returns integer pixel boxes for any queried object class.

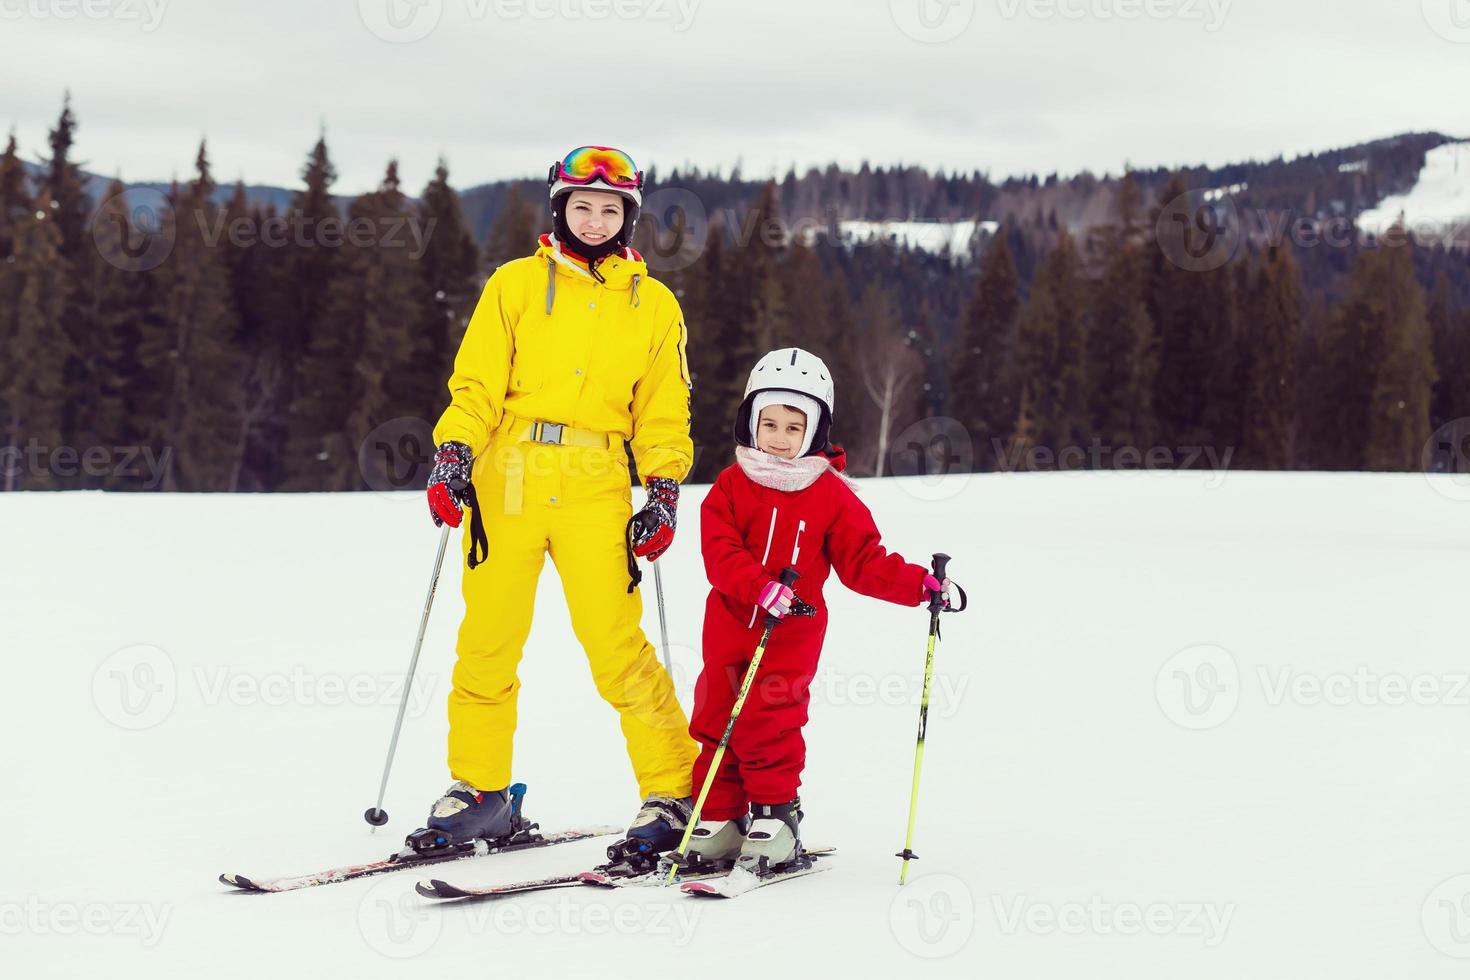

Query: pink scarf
[735,445,855,492]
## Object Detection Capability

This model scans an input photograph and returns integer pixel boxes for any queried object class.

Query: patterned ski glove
[629,476,679,561]
[426,441,474,528]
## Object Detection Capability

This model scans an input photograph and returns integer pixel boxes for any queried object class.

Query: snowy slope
[803,219,1000,262]
[1358,141,1470,245]
[2,472,1469,979]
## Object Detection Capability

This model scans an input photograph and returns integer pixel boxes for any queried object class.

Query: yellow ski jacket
[433,235,693,486]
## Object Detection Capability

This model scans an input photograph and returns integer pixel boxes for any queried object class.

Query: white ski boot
[737,799,802,872]
[686,814,752,864]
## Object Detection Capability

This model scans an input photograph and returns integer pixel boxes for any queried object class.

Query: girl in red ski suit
[688,418,933,822]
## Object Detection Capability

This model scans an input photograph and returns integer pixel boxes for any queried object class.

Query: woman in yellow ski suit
[419,147,697,851]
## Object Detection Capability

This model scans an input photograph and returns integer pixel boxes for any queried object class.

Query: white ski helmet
[734,348,836,457]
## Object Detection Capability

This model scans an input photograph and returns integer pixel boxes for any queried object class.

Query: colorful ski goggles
[548,145,643,190]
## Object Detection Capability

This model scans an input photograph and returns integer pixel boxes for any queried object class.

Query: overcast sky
[4,0,1468,194]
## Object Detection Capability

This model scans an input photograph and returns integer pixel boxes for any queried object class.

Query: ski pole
[652,560,672,675]
[896,553,966,884]
[363,521,453,829]
[665,567,804,883]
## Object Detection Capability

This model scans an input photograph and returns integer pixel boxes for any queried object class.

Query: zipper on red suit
[748,504,780,629]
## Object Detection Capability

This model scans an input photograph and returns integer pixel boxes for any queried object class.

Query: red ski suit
[689,447,930,819]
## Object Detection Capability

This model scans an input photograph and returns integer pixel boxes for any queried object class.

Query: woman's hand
[427,441,474,528]
[630,476,679,561]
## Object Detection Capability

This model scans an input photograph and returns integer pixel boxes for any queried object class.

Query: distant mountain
[20,131,1467,256]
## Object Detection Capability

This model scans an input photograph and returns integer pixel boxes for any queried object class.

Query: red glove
[426,442,473,528]
[630,476,679,561]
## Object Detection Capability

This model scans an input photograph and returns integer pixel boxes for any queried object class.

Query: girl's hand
[922,573,956,608]
[757,580,796,619]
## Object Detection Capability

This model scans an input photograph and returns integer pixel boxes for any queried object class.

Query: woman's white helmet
[734,348,836,457]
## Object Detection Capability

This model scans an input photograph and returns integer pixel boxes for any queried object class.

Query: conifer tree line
[2,99,1467,491]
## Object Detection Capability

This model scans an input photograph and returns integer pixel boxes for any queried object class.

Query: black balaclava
[551,191,636,266]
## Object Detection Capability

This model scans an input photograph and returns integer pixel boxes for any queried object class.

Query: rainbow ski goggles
[548,145,644,190]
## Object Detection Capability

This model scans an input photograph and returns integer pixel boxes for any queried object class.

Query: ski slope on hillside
[1358,141,1470,245]
[2,472,1468,979]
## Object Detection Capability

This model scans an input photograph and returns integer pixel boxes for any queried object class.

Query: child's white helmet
[734,348,836,456]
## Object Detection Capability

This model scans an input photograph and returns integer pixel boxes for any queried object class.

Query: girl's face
[756,405,807,459]
[564,189,625,248]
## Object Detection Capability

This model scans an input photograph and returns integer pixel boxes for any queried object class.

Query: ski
[219,825,621,893]
[416,860,717,900]
[417,847,835,900]
[680,850,834,898]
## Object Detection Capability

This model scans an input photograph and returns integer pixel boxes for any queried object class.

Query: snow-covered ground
[804,219,999,262]
[1358,141,1470,246]
[3,471,1469,979]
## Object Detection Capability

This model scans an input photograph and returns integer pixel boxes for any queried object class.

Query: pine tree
[412,159,481,426]
[147,144,245,490]
[291,160,423,490]
[39,95,98,463]
[1240,245,1300,468]
[87,179,164,488]
[274,134,344,487]
[484,183,536,272]
[1011,232,1088,464]
[0,131,29,257]
[1318,232,1436,470]
[950,232,1022,470]
[222,184,293,491]
[1148,175,1221,449]
[684,217,760,480]
[1362,239,1436,470]
[1428,277,1470,438]
[1,193,69,490]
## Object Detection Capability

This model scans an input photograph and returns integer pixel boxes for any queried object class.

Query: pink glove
[757,580,796,619]
[922,574,955,608]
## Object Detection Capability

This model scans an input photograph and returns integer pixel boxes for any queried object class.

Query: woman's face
[756,405,808,459]
[564,189,625,248]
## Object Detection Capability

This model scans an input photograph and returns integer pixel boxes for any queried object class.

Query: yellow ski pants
[447,419,696,799]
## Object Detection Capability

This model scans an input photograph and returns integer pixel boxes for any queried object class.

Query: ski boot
[605,795,692,871]
[677,814,751,872]
[737,799,805,874]
[405,781,531,855]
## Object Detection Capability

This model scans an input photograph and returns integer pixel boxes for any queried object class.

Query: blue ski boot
[405,781,529,854]
[605,795,692,868]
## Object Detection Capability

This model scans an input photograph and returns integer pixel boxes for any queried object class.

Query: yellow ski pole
[665,567,804,884]
[897,553,965,885]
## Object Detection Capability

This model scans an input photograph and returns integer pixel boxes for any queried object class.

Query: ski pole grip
[928,553,951,612]
[779,567,801,588]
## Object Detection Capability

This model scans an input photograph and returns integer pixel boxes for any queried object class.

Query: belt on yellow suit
[495,414,623,515]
